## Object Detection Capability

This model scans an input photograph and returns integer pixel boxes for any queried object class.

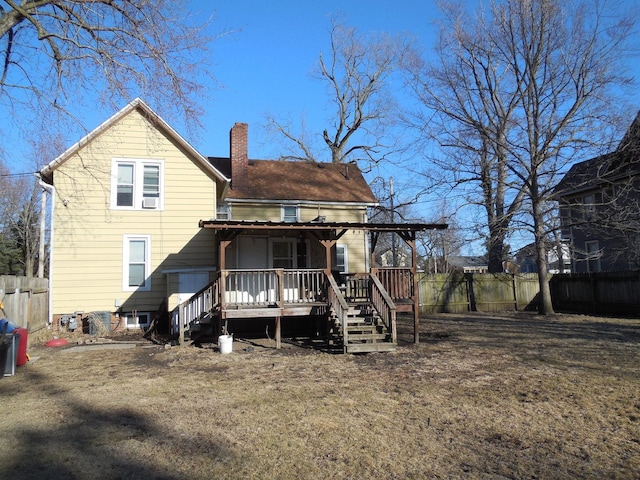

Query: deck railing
[172,269,329,336]
[221,269,279,306]
[283,269,326,303]
[344,273,370,302]
[372,267,414,300]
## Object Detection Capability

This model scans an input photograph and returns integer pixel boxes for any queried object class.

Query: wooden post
[320,239,337,275]
[178,303,185,346]
[219,240,231,270]
[409,238,420,344]
[275,316,281,349]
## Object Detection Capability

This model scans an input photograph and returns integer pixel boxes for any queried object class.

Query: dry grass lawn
[1,312,639,479]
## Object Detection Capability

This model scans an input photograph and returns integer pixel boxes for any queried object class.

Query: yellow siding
[228,201,370,272]
[51,109,218,316]
[231,202,367,223]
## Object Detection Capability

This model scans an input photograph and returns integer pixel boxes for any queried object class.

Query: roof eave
[39,98,230,194]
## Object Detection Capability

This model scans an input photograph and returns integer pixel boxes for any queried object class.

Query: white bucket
[218,334,233,354]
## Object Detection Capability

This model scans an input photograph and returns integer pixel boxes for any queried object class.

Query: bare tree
[0,0,218,148]
[0,157,38,276]
[407,0,635,314]
[268,18,412,165]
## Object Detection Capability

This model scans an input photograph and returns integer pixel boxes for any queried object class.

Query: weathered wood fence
[419,271,640,316]
[418,273,540,314]
[0,276,49,332]
[550,271,640,315]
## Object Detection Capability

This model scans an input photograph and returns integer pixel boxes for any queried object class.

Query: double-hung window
[123,235,151,291]
[112,159,163,209]
[282,205,299,222]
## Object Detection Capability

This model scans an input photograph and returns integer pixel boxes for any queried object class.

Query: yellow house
[39,99,227,330]
[40,100,445,352]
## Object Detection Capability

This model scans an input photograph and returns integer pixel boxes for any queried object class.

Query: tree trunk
[535,241,554,315]
[532,188,555,315]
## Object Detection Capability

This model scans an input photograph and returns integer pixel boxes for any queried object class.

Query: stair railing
[369,273,397,344]
[173,272,221,339]
[326,273,349,347]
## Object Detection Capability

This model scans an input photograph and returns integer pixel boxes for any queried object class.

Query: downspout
[37,174,55,328]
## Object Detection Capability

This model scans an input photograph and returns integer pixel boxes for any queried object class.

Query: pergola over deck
[199,219,447,343]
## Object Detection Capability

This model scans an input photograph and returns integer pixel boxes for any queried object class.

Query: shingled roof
[554,112,640,196]
[208,123,377,204]
[209,157,377,204]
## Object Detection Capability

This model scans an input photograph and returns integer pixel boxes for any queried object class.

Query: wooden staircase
[332,303,397,354]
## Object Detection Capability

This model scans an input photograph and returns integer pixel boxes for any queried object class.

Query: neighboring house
[39,99,446,352]
[554,113,640,273]
[445,256,488,274]
[514,242,571,274]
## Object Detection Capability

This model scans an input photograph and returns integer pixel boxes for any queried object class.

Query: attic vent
[142,197,159,209]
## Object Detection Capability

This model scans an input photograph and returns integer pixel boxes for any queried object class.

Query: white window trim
[124,311,151,330]
[217,202,231,220]
[123,235,152,292]
[336,244,348,274]
[111,158,164,210]
[281,204,299,222]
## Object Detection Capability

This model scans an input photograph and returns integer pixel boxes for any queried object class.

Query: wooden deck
[171,268,416,353]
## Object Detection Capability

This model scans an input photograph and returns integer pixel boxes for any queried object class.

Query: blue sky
[4,0,639,254]
[193,0,439,159]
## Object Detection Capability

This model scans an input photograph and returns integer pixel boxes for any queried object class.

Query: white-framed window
[125,312,150,329]
[282,205,299,222]
[111,158,164,210]
[123,235,151,291]
[336,244,348,273]
[585,240,601,272]
[217,202,231,220]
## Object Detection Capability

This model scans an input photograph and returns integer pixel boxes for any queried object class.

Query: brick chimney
[230,122,248,191]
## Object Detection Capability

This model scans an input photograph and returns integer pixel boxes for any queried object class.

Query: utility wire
[0,171,37,178]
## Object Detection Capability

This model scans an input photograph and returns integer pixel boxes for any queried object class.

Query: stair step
[347,318,375,327]
[346,333,389,341]
[346,324,378,332]
[346,343,397,353]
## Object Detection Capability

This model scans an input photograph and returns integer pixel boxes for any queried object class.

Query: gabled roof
[209,158,377,204]
[446,256,487,269]
[39,98,229,192]
[555,112,640,196]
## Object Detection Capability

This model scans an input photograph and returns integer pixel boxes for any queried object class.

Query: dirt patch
[1,312,639,479]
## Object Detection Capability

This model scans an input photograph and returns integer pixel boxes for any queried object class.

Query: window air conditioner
[142,197,159,209]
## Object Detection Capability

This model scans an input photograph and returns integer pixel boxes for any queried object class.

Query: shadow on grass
[423,312,640,345]
[0,366,235,480]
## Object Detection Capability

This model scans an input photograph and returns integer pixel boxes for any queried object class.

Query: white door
[233,237,270,302]
[177,272,211,305]
[238,236,269,268]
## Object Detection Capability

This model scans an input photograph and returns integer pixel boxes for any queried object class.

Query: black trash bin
[0,333,19,377]
[0,341,8,378]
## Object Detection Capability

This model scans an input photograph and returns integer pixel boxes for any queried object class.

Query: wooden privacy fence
[0,276,49,333]
[550,271,640,315]
[418,273,540,314]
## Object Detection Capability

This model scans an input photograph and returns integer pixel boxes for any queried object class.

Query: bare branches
[268,17,412,165]
[407,0,635,313]
[0,0,219,137]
